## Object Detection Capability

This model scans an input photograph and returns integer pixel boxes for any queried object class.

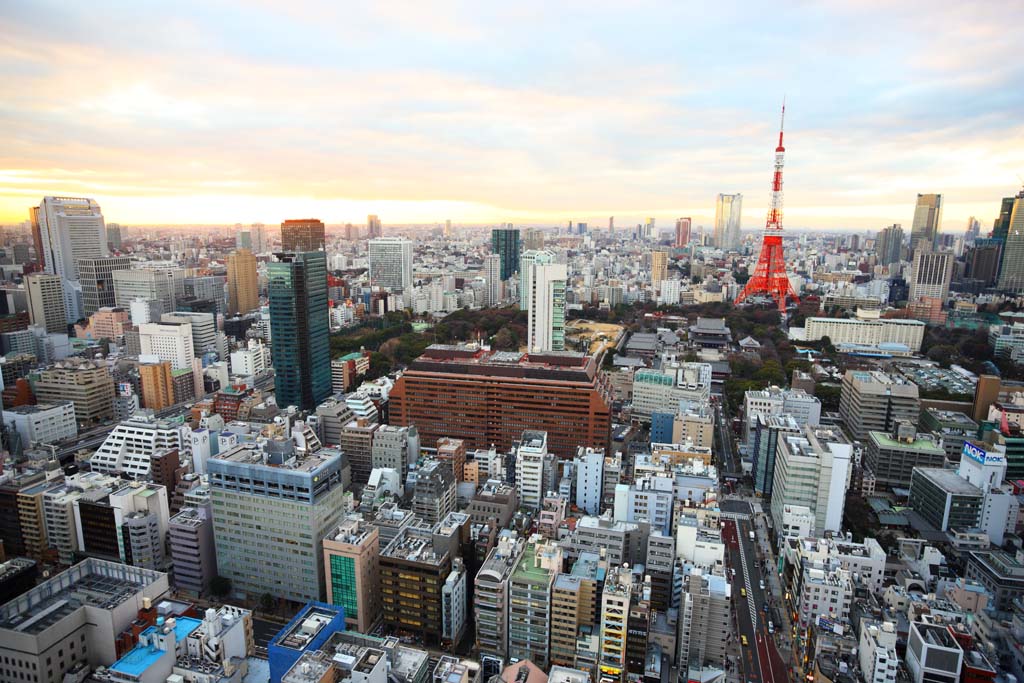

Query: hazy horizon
[2,1,1021,231]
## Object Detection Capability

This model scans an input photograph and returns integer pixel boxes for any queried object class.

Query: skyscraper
[644,217,656,240]
[650,250,668,288]
[609,216,615,236]
[25,273,67,334]
[713,194,742,249]
[909,248,954,302]
[527,262,567,353]
[910,193,943,252]
[876,224,905,266]
[249,223,267,253]
[520,250,554,312]
[483,254,502,306]
[965,239,1002,287]
[444,219,452,238]
[226,248,259,315]
[280,218,326,252]
[77,256,132,316]
[34,196,109,321]
[996,188,1024,293]
[268,251,331,410]
[367,214,382,239]
[491,227,520,281]
[368,237,414,292]
[106,223,122,250]
[992,196,1016,242]
[675,217,691,248]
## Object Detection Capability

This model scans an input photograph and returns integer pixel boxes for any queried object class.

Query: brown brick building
[389,345,612,459]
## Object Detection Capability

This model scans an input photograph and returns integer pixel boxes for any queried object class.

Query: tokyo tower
[734,103,799,313]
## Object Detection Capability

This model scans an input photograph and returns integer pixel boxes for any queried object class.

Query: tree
[259,593,276,614]
[492,327,517,351]
[210,575,232,598]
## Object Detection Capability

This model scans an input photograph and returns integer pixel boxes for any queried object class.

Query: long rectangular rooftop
[408,344,597,381]
[0,558,166,635]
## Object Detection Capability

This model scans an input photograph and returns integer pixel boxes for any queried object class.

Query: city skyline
[1,1,1022,230]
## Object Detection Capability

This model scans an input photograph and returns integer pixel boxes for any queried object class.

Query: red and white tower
[734,103,799,313]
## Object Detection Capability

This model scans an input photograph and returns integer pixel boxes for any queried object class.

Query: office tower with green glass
[997,189,1024,294]
[269,251,331,410]
[491,226,520,281]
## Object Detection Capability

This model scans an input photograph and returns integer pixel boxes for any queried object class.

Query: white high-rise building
[25,272,68,334]
[138,321,195,370]
[713,193,742,250]
[515,431,549,509]
[90,412,192,478]
[368,237,414,292]
[162,311,226,361]
[860,621,899,683]
[35,196,109,321]
[527,262,567,353]
[770,425,852,536]
[676,568,731,683]
[113,267,184,314]
[483,254,502,306]
[520,250,554,311]
[909,248,954,302]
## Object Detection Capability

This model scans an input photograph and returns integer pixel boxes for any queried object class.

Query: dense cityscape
[2,4,1024,683]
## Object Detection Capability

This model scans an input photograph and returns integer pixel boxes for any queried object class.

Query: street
[723,514,788,683]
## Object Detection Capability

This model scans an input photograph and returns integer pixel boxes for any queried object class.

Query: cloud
[0,0,1021,229]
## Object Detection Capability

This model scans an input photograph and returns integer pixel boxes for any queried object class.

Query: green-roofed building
[864,421,946,491]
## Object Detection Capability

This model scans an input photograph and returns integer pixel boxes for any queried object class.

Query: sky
[1,0,1022,231]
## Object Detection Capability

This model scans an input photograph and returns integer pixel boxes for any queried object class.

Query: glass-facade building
[491,227,521,281]
[269,251,331,410]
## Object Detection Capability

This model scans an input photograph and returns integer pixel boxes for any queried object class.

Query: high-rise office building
[368,237,414,292]
[650,250,668,288]
[209,441,348,603]
[910,193,943,252]
[965,239,1003,287]
[323,516,381,633]
[444,219,452,238]
[876,224,905,266]
[138,321,195,370]
[280,218,326,252]
[713,193,742,249]
[25,273,67,334]
[676,569,731,683]
[838,370,920,442]
[105,222,122,250]
[249,223,267,253]
[520,250,554,312]
[507,539,562,668]
[527,262,567,353]
[993,195,1017,241]
[226,248,259,315]
[390,344,612,458]
[483,254,502,306]
[996,188,1024,293]
[599,565,632,680]
[644,217,656,240]
[139,361,175,411]
[162,311,225,360]
[33,359,115,425]
[675,217,691,248]
[379,526,454,646]
[367,214,382,239]
[609,216,615,236]
[269,251,331,410]
[77,256,132,316]
[475,534,525,658]
[491,227,521,281]
[34,196,109,321]
[769,425,852,536]
[909,248,954,302]
[112,267,183,314]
